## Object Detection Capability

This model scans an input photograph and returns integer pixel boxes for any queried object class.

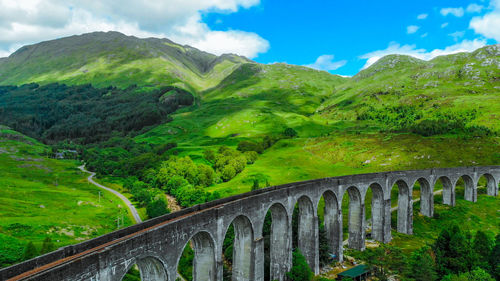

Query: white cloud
[441,22,449,28]
[0,0,269,58]
[470,0,500,41]
[421,33,428,38]
[407,25,420,34]
[360,39,487,69]
[304,55,347,71]
[417,13,428,20]
[466,3,484,13]
[440,7,465,17]
[449,31,465,41]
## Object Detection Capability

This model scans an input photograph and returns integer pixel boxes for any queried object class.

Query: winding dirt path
[78,165,142,224]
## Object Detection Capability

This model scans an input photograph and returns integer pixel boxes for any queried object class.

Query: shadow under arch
[224,215,254,281]
[392,179,412,235]
[263,202,290,281]
[120,255,168,281]
[365,183,385,242]
[343,186,364,250]
[478,173,497,196]
[177,231,216,281]
[415,178,433,217]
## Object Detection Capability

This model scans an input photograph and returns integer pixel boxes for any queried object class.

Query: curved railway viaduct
[1,166,499,281]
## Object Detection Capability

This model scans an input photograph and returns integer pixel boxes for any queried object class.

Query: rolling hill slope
[0,31,250,92]
[318,44,500,132]
[0,126,133,267]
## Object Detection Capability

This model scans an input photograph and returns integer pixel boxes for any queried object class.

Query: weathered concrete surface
[1,166,498,281]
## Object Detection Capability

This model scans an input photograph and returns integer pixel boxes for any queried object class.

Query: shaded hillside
[0,83,193,143]
[318,45,500,133]
[0,31,250,91]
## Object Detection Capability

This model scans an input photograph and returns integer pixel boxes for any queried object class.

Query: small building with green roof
[336,264,371,280]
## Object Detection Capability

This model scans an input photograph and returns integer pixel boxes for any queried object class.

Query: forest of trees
[0,83,193,143]
[352,224,499,281]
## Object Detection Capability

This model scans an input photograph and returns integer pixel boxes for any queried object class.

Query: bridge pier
[346,186,365,251]
[269,204,291,281]
[486,174,499,196]
[418,178,434,217]
[297,196,319,274]
[382,199,392,243]
[462,176,477,202]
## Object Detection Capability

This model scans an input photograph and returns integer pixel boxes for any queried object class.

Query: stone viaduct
[1,166,499,281]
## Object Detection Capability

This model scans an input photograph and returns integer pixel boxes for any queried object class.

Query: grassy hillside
[318,44,500,132]
[0,126,133,267]
[0,31,250,92]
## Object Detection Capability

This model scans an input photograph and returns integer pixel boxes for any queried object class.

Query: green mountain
[0,31,251,92]
[0,32,499,195]
[318,44,500,132]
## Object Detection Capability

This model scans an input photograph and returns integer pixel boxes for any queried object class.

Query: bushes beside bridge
[350,224,499,281]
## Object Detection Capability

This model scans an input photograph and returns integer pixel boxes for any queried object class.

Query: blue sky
[0,0,498,76]
[201,0,499,75]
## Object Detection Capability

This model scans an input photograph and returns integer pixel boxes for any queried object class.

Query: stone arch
[224,215,254,281]
[415,178,433,217]
[392,180,412,234]
[121,255,168,281]
[435,176,454,206]
[366,183,385,242]
[293,195,318,273]
[343,186,364,250]
[457,175,475,202]
[177,231,216,281]
[478,173,498,196]
[318,190,341,260]
[264,203,290,281]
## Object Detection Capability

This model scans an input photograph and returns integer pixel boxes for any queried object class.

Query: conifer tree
[40,237,55,254]
[22,242,38,260]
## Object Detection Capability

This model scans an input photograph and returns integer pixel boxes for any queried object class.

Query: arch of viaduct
[2,166,499,281]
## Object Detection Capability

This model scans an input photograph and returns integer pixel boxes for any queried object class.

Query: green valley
[0,32,499,280]
[0,126,133,267]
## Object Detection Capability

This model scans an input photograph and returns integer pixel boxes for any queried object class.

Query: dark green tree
[286,249,312,281]
[442,267,495,281]
[433,224,475,277]
[283,127,298,138]
[472,230,493,270]
[146,197,170,218]
[22,241,38,260]
[490,233,500,280]
[408,246,437,281]
[252,179,259,191]
[40,237,55,254]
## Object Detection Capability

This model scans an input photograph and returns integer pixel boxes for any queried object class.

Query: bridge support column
[382,199,392,243]
[419,180,434,218]
[486,176,498,196]
[464,187,477,202]
[298,214,319,275]
[464,176,477,202]
[253,237,264,281]
[297,197,319,274]
[269,204,291,281]
[337,209,344,262]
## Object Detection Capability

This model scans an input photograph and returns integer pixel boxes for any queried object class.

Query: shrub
[146,196,170,218]
[286,249,313,281]
[283,127,298,138]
